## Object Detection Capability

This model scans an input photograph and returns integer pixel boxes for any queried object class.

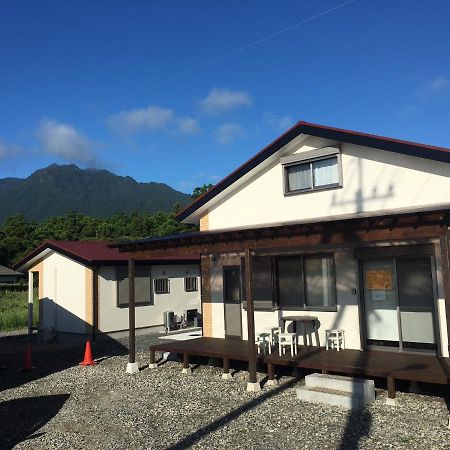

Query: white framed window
[184,276,198,292]
[282,147,342,195]
[154,278,170,294]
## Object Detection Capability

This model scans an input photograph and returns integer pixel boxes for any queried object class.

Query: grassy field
[0,288,39,331]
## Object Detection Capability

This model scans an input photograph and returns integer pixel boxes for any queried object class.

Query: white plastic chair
[325,329,345,351]
[278,327,297,356]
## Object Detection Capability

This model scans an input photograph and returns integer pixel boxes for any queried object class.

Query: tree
[191,184,213,200]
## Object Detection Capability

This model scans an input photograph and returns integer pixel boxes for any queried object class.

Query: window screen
[116,266,152,307]
[154,278,170,294]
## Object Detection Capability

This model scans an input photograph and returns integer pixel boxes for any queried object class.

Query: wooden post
[182,353,191,374]
[386,376,398,406]
[126,258,138,374]
[27,271,34,339]
[223,358,230,374]
[245,248,260,391]
[387,377,396,399]
[439,234,450,355]
[268,363,274,381]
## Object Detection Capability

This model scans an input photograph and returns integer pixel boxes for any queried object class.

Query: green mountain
[0,164,190,223]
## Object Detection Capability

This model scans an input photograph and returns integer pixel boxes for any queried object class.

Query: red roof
[14,240,199,270]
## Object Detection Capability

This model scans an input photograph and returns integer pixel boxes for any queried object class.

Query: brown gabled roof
[13,240,199,271]
[176,121,450,222]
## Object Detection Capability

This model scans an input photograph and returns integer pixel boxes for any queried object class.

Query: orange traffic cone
[79,340,97,366]
[22,342,33,371]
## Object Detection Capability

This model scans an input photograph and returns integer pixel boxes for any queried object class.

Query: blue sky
[1,0,449,193]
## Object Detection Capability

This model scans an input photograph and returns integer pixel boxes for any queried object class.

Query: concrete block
[305,373,375,403]
[126,362,139,374]
[296,386,365,410]
[266,379,278,387]
[221,372,233,380]
[246,382,261,392]
[181,367,192,375]
[148,363,158,369]
[385,397,399,406]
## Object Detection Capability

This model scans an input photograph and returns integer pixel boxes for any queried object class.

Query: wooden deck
[149,337,450,386]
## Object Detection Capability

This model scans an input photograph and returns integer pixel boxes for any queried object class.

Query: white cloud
[177,117,201,135]
[426,76,450,93]
[37,119,99,166]
[200,88,252,115]
[215,123,246,145]
[419,76,450,99]
[264,113,295,131]
[108,105,174,134]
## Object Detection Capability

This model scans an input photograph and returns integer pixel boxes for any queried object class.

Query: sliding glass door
[362,257,437,353]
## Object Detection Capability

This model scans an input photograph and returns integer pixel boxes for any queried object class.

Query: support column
[181,353,191,374]
[245,248,260,392]
[126,258,139,374]
[386,376,398,406]
[149,348,158,369]
[266,363,278,386]
[222,358,232,380]
[27,271,34,339]
[439,234,450,355]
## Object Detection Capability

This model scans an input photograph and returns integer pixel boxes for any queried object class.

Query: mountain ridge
[0,164,191,223]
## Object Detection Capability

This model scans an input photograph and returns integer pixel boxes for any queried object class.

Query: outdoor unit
[184,309,198,327]
[163,311,174,333]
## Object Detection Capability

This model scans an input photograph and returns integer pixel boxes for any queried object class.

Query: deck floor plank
[149,337,450,385]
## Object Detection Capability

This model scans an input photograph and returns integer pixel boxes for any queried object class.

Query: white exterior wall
[206,137,450,230]
[98,264,201,332]
[208,247,450,356]
[209,250,362,349]
[40,252,87,334]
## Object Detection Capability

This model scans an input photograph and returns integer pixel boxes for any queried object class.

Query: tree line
[0,184,213,268]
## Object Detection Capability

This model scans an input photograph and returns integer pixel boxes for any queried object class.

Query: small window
[116,266,152,307]
[284,155,340,194]
[154,278,170,294]
[184,276,198,292]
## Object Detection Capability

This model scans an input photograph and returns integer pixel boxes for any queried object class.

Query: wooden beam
[126,223,445,259]
[128,258,136,365]
[245,248,258,386]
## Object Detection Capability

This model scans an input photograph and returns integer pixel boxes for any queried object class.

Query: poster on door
[366,270,393,291]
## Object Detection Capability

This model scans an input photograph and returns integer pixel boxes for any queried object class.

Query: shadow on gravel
[166,377,299,450]
[0,332,128,393]
[0,393,70,450]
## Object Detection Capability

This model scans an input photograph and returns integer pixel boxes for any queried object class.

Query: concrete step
[296,386,368,410]
[305,373,375,403]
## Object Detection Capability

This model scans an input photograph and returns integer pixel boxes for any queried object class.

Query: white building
[15,241,201,342]
[121,121,450,359]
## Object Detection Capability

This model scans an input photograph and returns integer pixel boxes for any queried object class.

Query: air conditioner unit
[184,309,198,327]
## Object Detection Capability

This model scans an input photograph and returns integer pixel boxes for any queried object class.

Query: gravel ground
[1,333,450,450]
